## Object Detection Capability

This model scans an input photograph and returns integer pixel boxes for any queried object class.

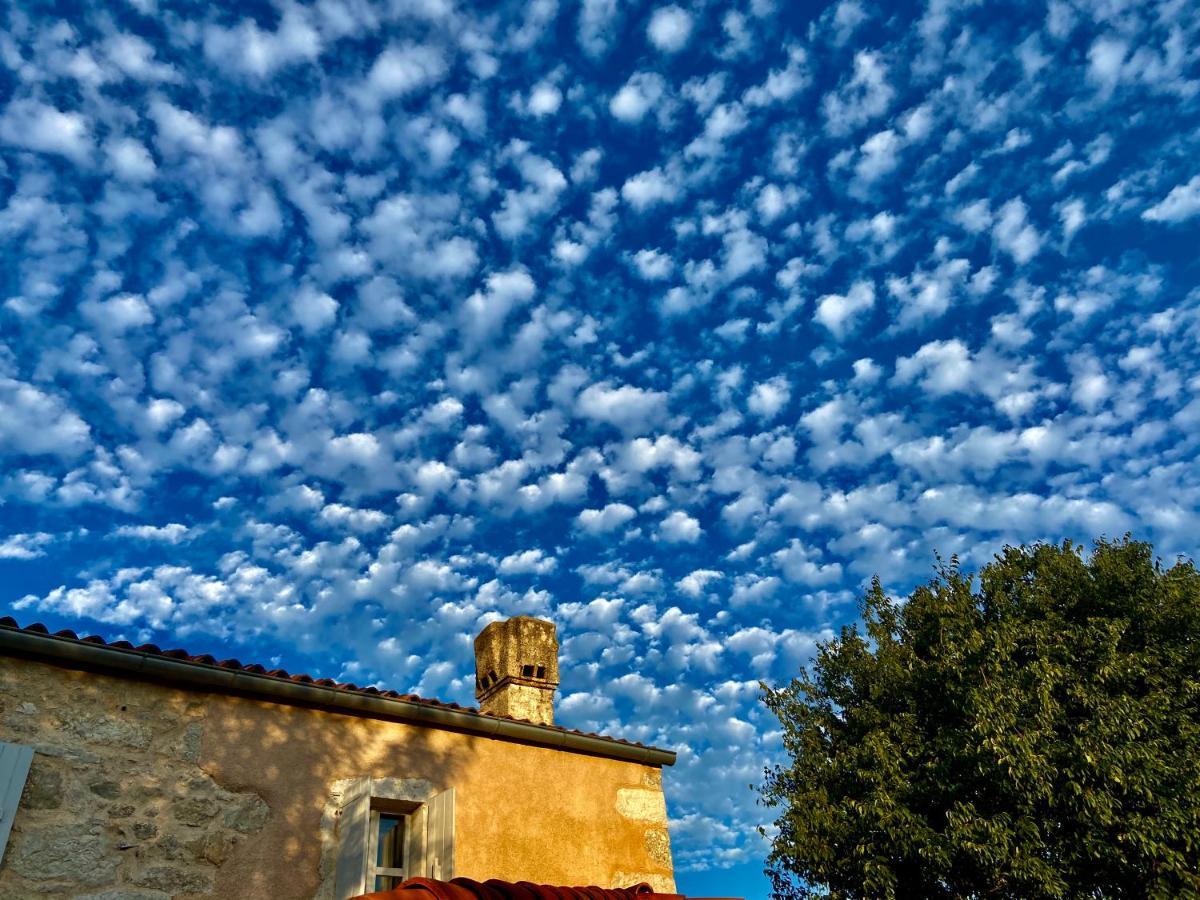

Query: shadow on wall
[0,653,476,900]
[187,684,478,900]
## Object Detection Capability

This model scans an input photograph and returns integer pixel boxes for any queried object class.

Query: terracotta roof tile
[356,878,737,900]
[0,616,665,756]
[356,877,660,899]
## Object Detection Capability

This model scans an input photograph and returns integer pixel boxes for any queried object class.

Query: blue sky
[1,0,1198,896]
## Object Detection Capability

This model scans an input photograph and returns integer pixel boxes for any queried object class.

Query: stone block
[63,713,152,750]
[89,781,122,799]
[130,866,214,895]
[179,722,203,763]
[21,765,64,810]
[223,794,270,834]
[201,831,237,865]
[7,828,120,885]
[173,795,221,827]
[615,788,667,823]
[644,828,672,867]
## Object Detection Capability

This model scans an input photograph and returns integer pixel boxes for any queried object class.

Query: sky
[1,0,1198,896]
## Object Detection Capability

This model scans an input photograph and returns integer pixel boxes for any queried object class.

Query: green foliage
[758,537,1200,899]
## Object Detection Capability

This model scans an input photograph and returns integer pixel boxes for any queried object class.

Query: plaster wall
[0,656,675,899]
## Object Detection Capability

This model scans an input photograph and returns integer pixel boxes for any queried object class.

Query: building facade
[0,615,677,899]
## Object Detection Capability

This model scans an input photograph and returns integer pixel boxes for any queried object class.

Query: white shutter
[425,788,455,880]
[0,741,34,865]
[406,802,428,878]
[334,779,372,899]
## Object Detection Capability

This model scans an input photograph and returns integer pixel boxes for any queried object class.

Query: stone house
[0,615,678,898]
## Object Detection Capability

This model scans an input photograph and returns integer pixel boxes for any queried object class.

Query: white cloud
[887,258,971,328]
[677,569,722,597]
[747,377,791,420]
[631,248,674,280]
[527,82,563,116]
[576,382,669,433]
[992,198,1042,264]
[0,99,92,164]
[1143,175,1200,224]
[461,268,537,346]
[492,149,567,240]
[292,286,339,333]
[822,51,893,135]
[854,128,902,185]
[80,294,154,333]
[647,6,693,52]
[318,504,389,532]
[0,532,56,560]
[814,280,875,338]
[113,523,192,543]
[658,510,702,543]
[773,539,843,586]
[367,43,448,100]
[106,137,157,181]
[498,548,558,575]
[1087,35,1127,94]
[621,167,680,210]
[893,339,976,395]
[0,379,91,459]
[203,7,321,78]
[610,72,666,123]
[577,503,638,534]
[1059,198,1086,240]
[578,0,620,57]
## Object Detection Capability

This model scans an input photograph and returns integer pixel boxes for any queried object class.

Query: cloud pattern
[1,0,1199,890]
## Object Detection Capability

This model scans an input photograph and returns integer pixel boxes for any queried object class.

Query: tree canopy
[759,538,1200,899]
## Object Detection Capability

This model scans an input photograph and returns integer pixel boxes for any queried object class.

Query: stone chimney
[474,616,559,726]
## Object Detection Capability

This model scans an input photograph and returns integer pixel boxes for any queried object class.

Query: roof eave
[0,626,677,767]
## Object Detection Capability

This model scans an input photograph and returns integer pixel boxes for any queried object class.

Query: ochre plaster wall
[0,656,675,899]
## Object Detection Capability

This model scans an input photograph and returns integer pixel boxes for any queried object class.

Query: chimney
[474,616,559,726]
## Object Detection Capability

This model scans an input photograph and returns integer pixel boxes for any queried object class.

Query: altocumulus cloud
[1,0,1199,891]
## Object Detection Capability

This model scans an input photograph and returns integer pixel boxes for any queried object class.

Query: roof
[358,879,661,899]
[355,877,740,900]
[0,616,675,767]
[355,883,739,900]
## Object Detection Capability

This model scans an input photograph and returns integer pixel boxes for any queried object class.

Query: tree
[758,538,1200,899]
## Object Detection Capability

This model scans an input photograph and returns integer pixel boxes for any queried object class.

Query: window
[368,808,407,890]
[331,778,454,900]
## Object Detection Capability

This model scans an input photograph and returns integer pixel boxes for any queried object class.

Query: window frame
[329,777,452,900]
[366,808,408,891]
[365,797,427,891]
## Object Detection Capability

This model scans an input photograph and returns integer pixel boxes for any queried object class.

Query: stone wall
[0,655,675,898]
[0,660,270,900]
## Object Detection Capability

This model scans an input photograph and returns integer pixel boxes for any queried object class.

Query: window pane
[375,874,401,891]
[376,813,405,871]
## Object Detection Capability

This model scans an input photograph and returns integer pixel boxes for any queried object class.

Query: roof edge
[0,625,676,767]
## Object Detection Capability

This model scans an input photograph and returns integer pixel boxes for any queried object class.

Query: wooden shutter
[333,779,372,900]
[0,741,34,865]
[426,787,455,880]
[405,801,428,878]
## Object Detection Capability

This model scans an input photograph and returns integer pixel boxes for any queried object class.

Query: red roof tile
[0,616,672,762]
[355,878,740,900]
[356,878,667,899]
